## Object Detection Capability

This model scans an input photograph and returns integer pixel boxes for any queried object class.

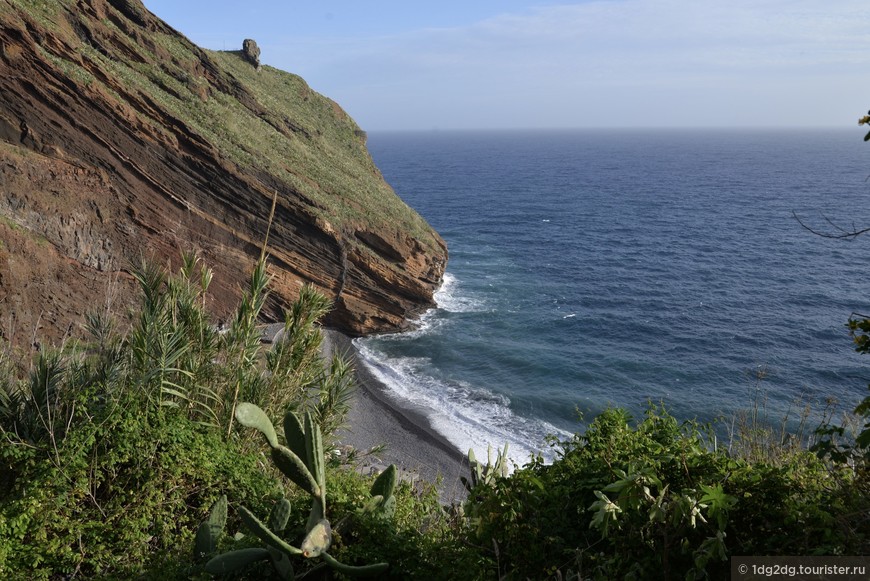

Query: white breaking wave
[434,272,487,313]
[354,339,571,468]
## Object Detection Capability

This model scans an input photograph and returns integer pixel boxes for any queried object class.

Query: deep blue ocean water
[356,129,870,461]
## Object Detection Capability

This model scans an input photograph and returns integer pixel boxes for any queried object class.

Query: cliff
[0,0,447,347]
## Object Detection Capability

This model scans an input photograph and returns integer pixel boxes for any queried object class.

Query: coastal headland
[0,0,464,503]
[0,0,446,350]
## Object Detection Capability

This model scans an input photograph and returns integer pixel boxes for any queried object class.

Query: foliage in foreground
[464,405,868,580]
[0,252,867,580]
[0,253,481,580]
[0,253,358,578]
[201,403,394,578]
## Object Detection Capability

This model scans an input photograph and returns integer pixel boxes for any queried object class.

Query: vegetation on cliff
[0,0,447,347]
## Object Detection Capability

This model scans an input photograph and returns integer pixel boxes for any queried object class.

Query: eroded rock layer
[0,0,447,347]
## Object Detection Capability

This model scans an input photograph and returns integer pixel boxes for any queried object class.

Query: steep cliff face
[0,0,447,347]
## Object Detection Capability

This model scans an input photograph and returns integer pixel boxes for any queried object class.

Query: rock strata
[0,0,447,349]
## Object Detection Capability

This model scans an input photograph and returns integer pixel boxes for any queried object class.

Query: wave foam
[354,339,570,467]
[435,272,487,313]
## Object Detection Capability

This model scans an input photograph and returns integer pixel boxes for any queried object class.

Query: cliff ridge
[0,0,448,346]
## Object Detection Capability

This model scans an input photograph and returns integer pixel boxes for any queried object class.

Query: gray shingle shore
[322,329,469,504]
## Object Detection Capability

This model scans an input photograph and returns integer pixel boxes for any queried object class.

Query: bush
[325,469,488,580]
[0,400,280,578]
[0,252,355,579]
[465,406,868,580]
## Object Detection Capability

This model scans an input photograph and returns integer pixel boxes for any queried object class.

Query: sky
[143,1,870,132]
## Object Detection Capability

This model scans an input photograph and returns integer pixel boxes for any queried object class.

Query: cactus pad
[235,403,279,448]
[300,518,332,558]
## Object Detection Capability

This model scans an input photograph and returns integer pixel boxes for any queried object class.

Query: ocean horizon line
[366,125,852,135]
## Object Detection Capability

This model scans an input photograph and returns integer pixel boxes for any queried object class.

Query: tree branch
[792,211,870,240]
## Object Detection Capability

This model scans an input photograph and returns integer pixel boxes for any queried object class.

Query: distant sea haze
[357,129,870,462]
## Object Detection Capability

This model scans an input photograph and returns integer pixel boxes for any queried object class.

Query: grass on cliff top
[5,0,441,254]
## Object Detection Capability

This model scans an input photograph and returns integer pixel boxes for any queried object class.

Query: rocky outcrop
[242,38,260,69]
[0,0,447,348]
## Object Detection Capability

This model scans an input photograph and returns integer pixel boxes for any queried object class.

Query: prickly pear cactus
[235,402,279,447]
[367,464,398,519]
[301,519,332,558]
[268,497,292,532]
[205,547,271,575]
[194,495,227,562]
[202,403,392,578]
[462,443,510,492]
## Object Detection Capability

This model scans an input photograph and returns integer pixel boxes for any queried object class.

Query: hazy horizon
[362,125,851,134]
[144,1,870,133]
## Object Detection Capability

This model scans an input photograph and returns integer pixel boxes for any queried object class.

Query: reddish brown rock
[0,0,447,349]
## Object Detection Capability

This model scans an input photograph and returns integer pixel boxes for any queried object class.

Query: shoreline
[322,329,470,503]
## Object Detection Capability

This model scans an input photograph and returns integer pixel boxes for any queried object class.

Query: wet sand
[322,329,469,503]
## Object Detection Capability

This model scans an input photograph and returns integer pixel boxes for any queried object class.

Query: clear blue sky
[144,1,870,131]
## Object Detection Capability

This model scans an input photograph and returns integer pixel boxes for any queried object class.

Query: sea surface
[356,129,870,462]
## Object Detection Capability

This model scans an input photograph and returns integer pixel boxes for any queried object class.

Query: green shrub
[0,252,357,579]
[466,405,868,580]
[0,396,280,579]
[326,469,488,580]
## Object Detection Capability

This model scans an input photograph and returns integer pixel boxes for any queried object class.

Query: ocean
[355,129,870,462]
